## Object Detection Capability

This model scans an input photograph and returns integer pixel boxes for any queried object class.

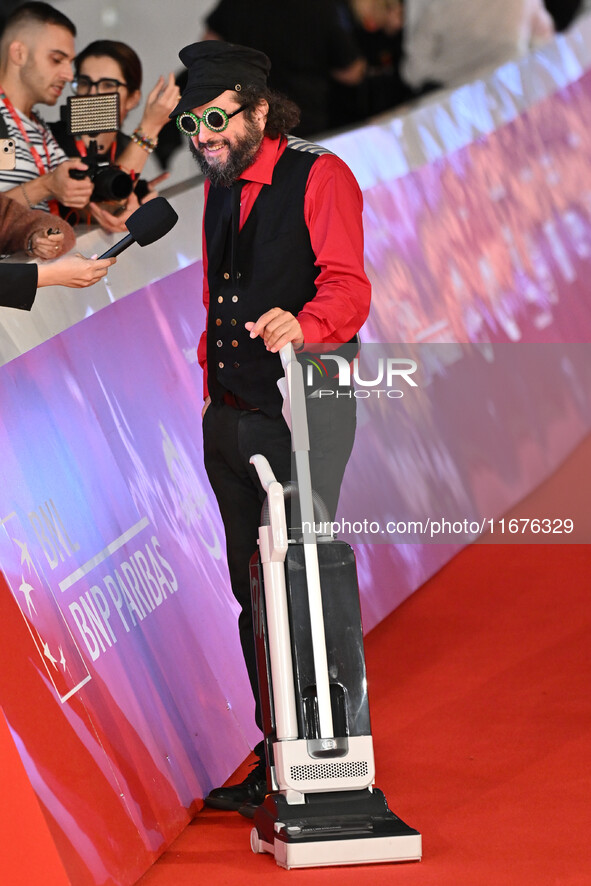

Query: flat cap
[170,41,271,117]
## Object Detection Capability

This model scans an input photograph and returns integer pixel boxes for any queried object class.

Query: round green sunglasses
[176,105,247,136]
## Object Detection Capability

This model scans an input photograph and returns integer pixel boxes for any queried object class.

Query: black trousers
[202,393,356,734]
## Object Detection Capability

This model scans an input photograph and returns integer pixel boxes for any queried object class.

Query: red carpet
[138,441,591,886]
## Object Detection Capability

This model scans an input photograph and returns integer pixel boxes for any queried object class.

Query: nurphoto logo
[305,354,419,399]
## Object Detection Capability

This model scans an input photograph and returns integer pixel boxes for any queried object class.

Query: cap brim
[169,85,225,118]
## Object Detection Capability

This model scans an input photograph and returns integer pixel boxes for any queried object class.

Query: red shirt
[198,135,371,397]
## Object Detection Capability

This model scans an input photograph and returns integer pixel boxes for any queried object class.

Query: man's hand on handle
[245,308,303,353]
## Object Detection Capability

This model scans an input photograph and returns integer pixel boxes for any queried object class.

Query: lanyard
[74,137,117,164]
[0,87,59,214]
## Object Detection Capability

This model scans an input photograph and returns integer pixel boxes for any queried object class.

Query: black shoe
[237,801,258,819]
[204,761,267,811]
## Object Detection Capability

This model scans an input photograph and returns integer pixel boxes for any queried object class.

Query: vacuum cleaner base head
[251,787,422,869]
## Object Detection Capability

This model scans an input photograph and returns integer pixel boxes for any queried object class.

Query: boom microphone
[98,196,178,259]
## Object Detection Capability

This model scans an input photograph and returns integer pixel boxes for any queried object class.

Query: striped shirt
[0,104,67,211]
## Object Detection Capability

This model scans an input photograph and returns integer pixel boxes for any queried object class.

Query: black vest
[204,137,329,417]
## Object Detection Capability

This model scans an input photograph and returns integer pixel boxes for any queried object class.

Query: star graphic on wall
[18,577,37,616]
[42,641,58,670]
[13,537,34,571]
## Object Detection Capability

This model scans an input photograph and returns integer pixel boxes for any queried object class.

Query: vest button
[232,295,238,303]
[216,318,222,326]
[231,340,238,348]
[218,361,224,368]
[217,340,223,347]
[218,296,223,303]
[233,362,240,368]
[237,272,242,279]
[231,318,237,326]
[223,272,230,280]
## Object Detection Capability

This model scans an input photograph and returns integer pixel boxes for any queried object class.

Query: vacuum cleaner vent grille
[291,760,369,782]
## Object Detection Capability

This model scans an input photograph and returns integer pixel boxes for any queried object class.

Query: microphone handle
[98,233,135,259]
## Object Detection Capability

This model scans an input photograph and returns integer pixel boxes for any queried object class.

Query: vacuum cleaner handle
[279,342,294,372]
[277,344,335,739]
[278,344,310,456]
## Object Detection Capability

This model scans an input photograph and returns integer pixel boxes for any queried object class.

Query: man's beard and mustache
[190,116,263,188]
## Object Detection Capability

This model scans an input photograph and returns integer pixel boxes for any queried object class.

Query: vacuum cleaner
[247,344,422,869]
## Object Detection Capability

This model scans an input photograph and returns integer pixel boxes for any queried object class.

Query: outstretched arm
[36,253,116,288]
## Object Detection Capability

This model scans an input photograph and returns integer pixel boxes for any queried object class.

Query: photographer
[51,40,180,233]
[0,3,94,213]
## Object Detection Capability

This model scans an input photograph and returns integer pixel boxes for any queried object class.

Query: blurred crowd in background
[156,0,586,170]
[0,1,588,194]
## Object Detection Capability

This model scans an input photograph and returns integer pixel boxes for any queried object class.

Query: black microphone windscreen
[125,196,178,247]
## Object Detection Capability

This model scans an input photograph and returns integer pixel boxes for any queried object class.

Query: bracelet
[131,128,158,153]
[20,181,34,209]
[26,234,35,257]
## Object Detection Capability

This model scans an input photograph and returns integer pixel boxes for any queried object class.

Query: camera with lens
[65,94,133,203]
[69,146,133,202]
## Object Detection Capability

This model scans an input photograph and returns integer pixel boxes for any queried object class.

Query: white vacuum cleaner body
[248,345,422,869]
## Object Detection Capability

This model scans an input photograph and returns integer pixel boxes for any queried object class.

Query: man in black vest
[171,41,371,812]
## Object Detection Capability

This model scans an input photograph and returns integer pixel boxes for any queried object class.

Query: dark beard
[189,118,263,188]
